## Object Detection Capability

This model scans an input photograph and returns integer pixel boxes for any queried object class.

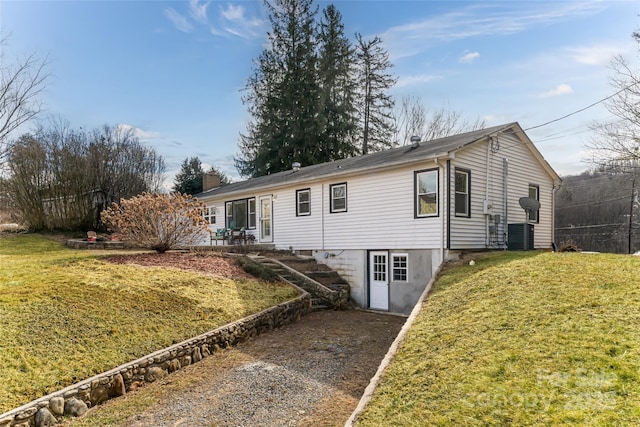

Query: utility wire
[524,82,638,132]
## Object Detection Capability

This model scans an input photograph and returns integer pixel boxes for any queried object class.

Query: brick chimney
[202,172,221,191]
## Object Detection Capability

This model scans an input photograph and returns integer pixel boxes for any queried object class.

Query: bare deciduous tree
[586,32,640,168]
[6,122,165,230]
[394,95,486,145]
[0,35,49,163]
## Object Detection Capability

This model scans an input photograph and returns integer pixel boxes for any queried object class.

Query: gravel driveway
[65,310,405,427]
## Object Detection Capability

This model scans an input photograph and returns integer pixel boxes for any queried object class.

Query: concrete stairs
[249,255,350,311]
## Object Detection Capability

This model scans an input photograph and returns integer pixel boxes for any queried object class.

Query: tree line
[4,121,164,230]
[555,169,639,253]
[236,1,386,177]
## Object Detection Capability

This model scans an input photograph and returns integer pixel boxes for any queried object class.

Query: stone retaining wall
[0,293,311,427]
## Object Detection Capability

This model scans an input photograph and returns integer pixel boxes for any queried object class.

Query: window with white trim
[392,253,408,282]
[330,183,347,213]
[455,169,471,217]
[415,169,438,217]
[203,206,216,224]
[296,188,311,216]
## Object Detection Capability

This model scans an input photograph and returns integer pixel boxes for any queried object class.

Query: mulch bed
[105,252,256,280]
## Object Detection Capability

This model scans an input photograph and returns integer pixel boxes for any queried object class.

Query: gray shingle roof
[197,122,517,199]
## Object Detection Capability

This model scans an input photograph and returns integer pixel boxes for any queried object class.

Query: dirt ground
[65,252,406,426]
[66,310,405,427]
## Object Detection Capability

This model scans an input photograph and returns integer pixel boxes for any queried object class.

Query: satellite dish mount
[518,197,541,250]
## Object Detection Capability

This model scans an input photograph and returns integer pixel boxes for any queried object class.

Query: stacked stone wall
[0,294,311,427]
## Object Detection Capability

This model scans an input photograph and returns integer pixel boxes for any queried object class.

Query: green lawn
[356,251,640,426]
[0,234,298,414]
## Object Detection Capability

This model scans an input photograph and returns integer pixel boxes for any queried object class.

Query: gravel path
[68,310,405,427]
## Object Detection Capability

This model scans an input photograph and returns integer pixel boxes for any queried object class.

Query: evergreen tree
[317,5,358,160]
[355,33,397,155]
[236,0,321,177]
[173,157,204,195]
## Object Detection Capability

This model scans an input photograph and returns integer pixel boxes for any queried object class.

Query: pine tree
[173,157,204,195]
[236,0,321,177]
[317,5,358,160]
[355,33,397,155]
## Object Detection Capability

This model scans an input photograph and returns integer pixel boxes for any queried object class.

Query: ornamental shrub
[101,192,209,253]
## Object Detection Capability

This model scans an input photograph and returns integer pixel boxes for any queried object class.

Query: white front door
[260,196,272,242]
[369,251,389,310]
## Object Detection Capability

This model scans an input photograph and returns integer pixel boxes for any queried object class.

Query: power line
[524,82,638,132]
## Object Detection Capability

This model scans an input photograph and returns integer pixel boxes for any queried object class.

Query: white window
[392,254,408,282]
[296,188,311,216]
[455,169,470,217]
[203,206,216,224]
[415,169,438,217]
[330,183,347,213]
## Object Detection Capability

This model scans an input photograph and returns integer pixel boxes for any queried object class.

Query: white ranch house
[197,123,561,314]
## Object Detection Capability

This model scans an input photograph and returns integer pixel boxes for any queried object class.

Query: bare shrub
[101,193,209,253]
[558,239,579,252]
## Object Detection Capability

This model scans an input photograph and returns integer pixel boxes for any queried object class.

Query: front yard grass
[0,234,298,414]
[356,251,640,426]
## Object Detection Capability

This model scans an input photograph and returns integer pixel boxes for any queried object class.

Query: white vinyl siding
[449,132,554,249]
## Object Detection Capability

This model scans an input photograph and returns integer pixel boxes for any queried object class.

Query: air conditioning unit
[507,223,534,250]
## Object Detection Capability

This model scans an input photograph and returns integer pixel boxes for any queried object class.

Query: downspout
[446,159,451,250]
[435,157,446,264]
[321,183,325,250]
[503,158,509,247]
[552,183,558,250]
[485,139,492,246]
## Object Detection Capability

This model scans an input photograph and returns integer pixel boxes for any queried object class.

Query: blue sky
[2,0,639,187]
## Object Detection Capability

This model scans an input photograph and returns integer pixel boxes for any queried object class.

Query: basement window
[392,254,408,282]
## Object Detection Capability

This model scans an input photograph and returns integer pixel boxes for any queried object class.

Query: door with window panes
[260,196,273,242]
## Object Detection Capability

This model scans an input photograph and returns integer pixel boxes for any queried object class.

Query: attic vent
[292,162,301,172]
[410,135,421,148]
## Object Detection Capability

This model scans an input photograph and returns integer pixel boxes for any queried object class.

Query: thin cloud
[381,2,605,59]
[219,3,264,39]
[396,74,442,88]
[189,0,210,24]
[117,124,161,140]
[164,8,193,33]
[164,2,264,39]
[459,51,480,63]
[538,83,574,98]
[564,44,626,66]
